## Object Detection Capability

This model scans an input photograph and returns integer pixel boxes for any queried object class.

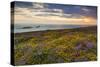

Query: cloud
[32,3,46,9]
[13,2,96,25]
[14,3,65,19]
[82,8,89,12]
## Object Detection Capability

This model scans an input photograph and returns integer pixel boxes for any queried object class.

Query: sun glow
[83,17,96,23]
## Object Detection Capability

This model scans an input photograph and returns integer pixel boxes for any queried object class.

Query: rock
[75,40,94,51]
[74,58,88,62]
[75,44,82,50]
[86,42,94,48]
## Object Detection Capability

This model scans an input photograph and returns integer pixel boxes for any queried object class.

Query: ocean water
[13,23,87,33]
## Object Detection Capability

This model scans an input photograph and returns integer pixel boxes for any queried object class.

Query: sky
[11,1,97,25]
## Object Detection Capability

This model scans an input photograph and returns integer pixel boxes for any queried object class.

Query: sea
[13,23,88,33]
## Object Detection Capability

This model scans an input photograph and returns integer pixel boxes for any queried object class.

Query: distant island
[17,25,41,29]
[21,26,33,29]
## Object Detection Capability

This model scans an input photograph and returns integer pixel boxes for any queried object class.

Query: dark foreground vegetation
[14,26,97,65]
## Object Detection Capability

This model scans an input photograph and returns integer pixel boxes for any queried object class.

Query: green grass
[14,26,97,65]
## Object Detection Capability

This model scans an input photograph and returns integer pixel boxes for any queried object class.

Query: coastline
[14,26,97,36]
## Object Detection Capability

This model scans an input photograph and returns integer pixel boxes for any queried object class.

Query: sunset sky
[12,1,97,25]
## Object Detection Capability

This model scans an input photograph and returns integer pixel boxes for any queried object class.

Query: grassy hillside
[14,26,97,65]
